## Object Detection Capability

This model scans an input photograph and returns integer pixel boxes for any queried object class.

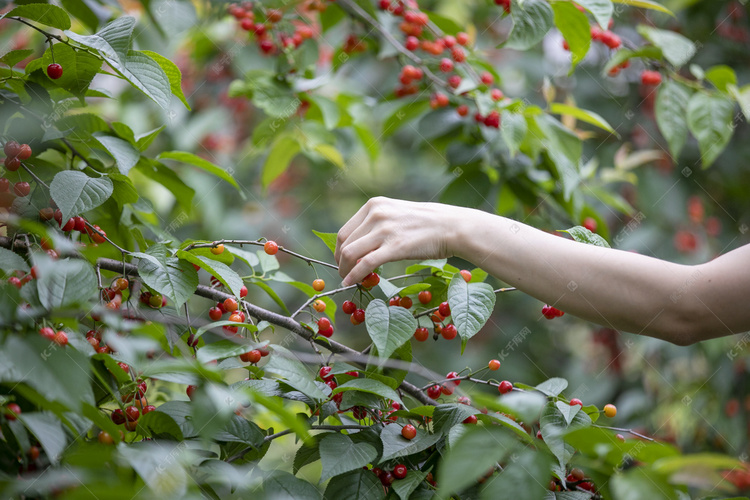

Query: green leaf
[263,345,327,402]
[432,404,478,433]
[229,70,298,118]
[35,257,97,309]
[651,453,741,476]
[437,426,517,499]
[196,340,260,364]
[612,0,674,16]
[307,95,340,129]
[729,84,750,121]
[573,0,613,29]
[0,49,33,68]
[602,45,664,75]
[550,103,617,135]
[555,401,581,425]
[565,427,678,465]
[313,143,344,168]
[175,251,244,298]
[333,379,403,407]
[312,230,337,255]
[686,93,735,168]
[324,469,384,500]
[705,65,737,93]
[140,50,190,110]
[136,125,166,151]
[610,468,678,500]
[540,401,592,467]
[93,134,140,175]
[552,1,591,70]
[505,0,554,51]
[158,151,241,192]
[60,0,99,32]
[17,412,66,465]
[65,16,134,63]
[535,378,568,397]
[501,111,527,157]
[50,171,113,223]
[264,471,322,499]
[3,3,71,30]
[638,25,695,67]
[383,100,430,138]
[0,247,29,274]
[319,433,378,482]
[655,80,692,159]
[133,244,199,307]
[561,226,611,248]
[136,410,184,441]
[365,299,418,362]
[263,134,301,189]
[392,470,429,500]
[41,43,101,96]
[447,274,496,353]
[479,449,554,500]
[119,50,172,110]
[214,414,264,446]
[380,423,443,461]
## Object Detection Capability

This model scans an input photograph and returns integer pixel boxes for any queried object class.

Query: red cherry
[401,424,417,440]
[447,75,462,89]
[414,327,429,341]
[240,350,262,363]
[111,408,125,425]
[6,403,21,421]
[342,300,357,315]
[326,379,337,390]
[47,63,63,79]
[641,70,662,86]
[393,464,408,479]
[460,269,472,282]
[498,380,513,394]
[463,415,478,424]
[352,308,365,323]
[317,317,332,331]
[53,331,68,346]
[13,182,30,197]
[582,217,597,232]
[208,307,222,321]
[438,302,451,317]
[491,88,504,101]
[240,285,248,298]
[446,372,461,386]
[400,296,413,309]
[457,104,469,116]
[186,385,197,400]
[125,405,140,422]
[3,141,21,158]
[319,366,333,380]
[456,32,469,46]
[427,385,442,399]
[488,359,501,371]
[405,36,419,51]
[441,324,457,340]
[223,297,238,312]
[264,240,279,255]
[4,157,20,171]
[389,296,401,307]
[570,398,583,407]
[439,58,454,72]
[418,290,432,304]
[312,279,325,292]
[361,272,380,289]
[142,405,156,415]
[39,327,55,340]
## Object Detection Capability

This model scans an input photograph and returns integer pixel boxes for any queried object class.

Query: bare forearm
[451,209,750,345]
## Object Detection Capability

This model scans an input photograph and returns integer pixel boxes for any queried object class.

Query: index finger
[334,200,373,263]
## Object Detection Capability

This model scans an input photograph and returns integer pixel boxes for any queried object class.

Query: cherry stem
[413,287,518,319]
[83,220,131,255]
[20,162,50,189]
[184,239,339,270]
[592,424,657,442]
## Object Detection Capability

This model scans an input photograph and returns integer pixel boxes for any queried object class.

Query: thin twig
[20,162,50,189]
[592,424,657,442]
[83,221,131,255]
[184,239,339,270]
[413,287,518,319]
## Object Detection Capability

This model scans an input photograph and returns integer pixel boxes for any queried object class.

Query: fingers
[335,200,375,264]
[337,231,383,281]
[343,246,394,286]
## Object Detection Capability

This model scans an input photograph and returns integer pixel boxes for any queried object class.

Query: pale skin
[335,197,750,346]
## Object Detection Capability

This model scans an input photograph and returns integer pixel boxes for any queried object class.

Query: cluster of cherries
[227,2,314,55]
[542,304,564,320]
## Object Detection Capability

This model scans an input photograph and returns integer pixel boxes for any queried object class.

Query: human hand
[335,197,469,286]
